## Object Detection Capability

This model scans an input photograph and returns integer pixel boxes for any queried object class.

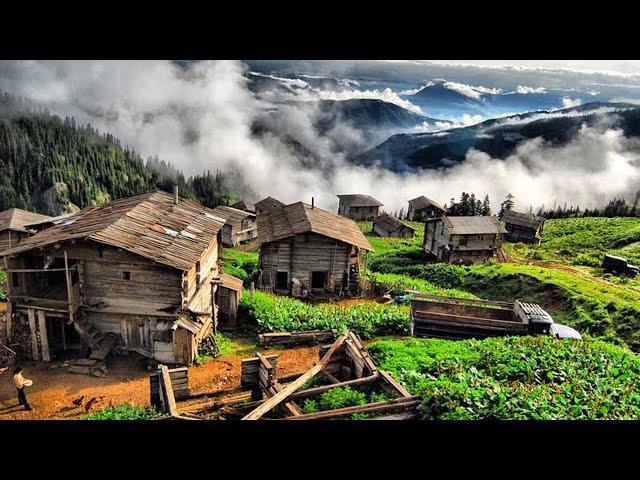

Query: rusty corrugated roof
[0,191,224,271]
[257,202,373,251]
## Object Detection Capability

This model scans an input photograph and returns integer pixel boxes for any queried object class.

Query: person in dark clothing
[13,366,32,411]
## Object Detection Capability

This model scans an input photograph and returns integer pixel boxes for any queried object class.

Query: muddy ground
[0,343,321,420]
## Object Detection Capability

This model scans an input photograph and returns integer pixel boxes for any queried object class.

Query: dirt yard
[0,343,321,420]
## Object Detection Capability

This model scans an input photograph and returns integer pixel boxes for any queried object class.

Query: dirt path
[0,344,321,420]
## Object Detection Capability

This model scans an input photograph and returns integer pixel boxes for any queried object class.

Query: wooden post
[250,281,255,296]
[64,251,74,324]
[37,310,50,361]
[5,302,12,340]
[61,318,66,351]
[27,308,39,360]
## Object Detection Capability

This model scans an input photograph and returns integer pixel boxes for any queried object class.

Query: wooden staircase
[71,312,118,361]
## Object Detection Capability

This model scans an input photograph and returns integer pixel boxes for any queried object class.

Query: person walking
[13,367,33,411]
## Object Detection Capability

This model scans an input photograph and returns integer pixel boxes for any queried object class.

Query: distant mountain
[402,79,604,119]
[354,102,640,172]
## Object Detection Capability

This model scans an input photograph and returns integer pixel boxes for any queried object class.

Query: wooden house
[255,196,284,214]
[231,200,256,214]
[337,194,383,221]
[423,215,506,264]
[407,196,445,221]
[501,210,545,245]
[373,213,415,238]
[211,205,258,247]
[0,208,51,254]
[0,190,225,365]
[256,202,373,296]
[214,272,243,331]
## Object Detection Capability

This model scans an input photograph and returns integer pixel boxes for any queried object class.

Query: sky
[414,61,640,76]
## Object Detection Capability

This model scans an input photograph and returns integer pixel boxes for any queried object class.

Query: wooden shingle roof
[218,272,244,292]
[0,190,225,271]
[442,215,507,235]
[257,202,373,251]
[408,195,445,212]
[255,196,284,212]
[0,208,52,234]
[230,200,256,214]
[336,194,383,208]
[374,213,415,233]
[211,205,256,228]
[502,210,545,230]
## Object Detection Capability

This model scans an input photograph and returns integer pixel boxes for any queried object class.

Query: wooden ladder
[72,312,117,360]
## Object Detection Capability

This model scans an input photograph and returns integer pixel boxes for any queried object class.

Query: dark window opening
[12,272,19,287]
[459,236,467,245]
[311,271,327,289]
[276,271,288,290]
[123,271,131,280]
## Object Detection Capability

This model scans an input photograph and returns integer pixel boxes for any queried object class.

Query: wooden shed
[255,196,284,214]
[0,190,225,365]
[336,194,383,221]
[501,210,545,245]
[373,213,415,238]
[214,272,243,331]
[257,202,373,297]
[0,208,51,254]
[211,205,258,247]
[424,215,506,265]
[407,196,445,221]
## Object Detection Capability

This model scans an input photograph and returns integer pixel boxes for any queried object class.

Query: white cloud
[443,81,502,99]
[562,97,583,108]
[515,85,546,94]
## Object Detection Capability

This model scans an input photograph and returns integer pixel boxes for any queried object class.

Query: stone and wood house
[337,194,383,221]
[211,205,258,247]
[256,201,373,297]
[407,196,446,221]
[0,190,227,365]
[423,215,507,264]
[501,210,545,245]
[373,213,415,238]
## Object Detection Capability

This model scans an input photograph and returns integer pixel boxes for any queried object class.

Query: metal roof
[0,190,225,271]
[257,202,373,251]
[502,210,545,230]
[374,213,415,233]
[443,215,507,235]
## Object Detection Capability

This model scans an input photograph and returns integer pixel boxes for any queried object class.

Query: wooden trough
[151,331,420,420]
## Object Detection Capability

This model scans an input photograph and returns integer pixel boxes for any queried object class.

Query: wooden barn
[211,205,258,247]
[502,210,545,245]
[0,208,51,254]
[423,215,506,265]
[407,196,445,221]
[214,272,243,331]
[0,190,225,365]
[373,213,415,238]
[231,200,256,214]
[256,202,373,297]
[337,194,383,221]
[255,196,284,214]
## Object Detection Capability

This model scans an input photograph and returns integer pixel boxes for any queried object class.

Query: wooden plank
[321,370,340,384]
[27,309,39,360]
[288,374,378,401]
[160,365,178,416]
[379,370,412,398]
[285,396,420,420]
[242,333,347,420]
[37,310,50,362]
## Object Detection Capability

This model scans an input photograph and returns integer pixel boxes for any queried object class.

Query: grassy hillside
[369,336,640,419]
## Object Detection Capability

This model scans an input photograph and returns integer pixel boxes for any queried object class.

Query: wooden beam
[37,310,50,362]
[288,374,378,401]
[63,251,74,322]
[321,370,340,384]
[27,308,39,360]
[379,370,412,398]
[242,333,347,420]
[160,365,178,416]
[285,396,420,421]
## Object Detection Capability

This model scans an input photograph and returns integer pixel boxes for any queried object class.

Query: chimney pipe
[311,197,314,209]
[173,185,179,205]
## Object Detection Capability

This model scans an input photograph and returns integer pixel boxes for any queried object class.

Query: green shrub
[84,403,159,420]
[369,336,640,420]
[318,387,367,410]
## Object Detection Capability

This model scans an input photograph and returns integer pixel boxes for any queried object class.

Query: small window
[459,236,467,246]
[12,272,19,287]
[311,271,328,289]
[276,271,288,290]
[123,271,131,280]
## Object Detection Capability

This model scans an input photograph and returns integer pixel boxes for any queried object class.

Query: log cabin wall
[260,233,354,293]
[0,230,28,253]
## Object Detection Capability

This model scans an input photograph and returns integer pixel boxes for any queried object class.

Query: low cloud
[515,85,546,94]
[443,81,502,100]
[562,97,583,108]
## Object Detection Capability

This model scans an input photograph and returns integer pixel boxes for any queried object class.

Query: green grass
[194,333,257,365]
[369,336,640,419]
[84,403,159,420]
[240,291,409,338]
[221,249,259,284]
[368,272,476,299]
[0,268,5,300]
